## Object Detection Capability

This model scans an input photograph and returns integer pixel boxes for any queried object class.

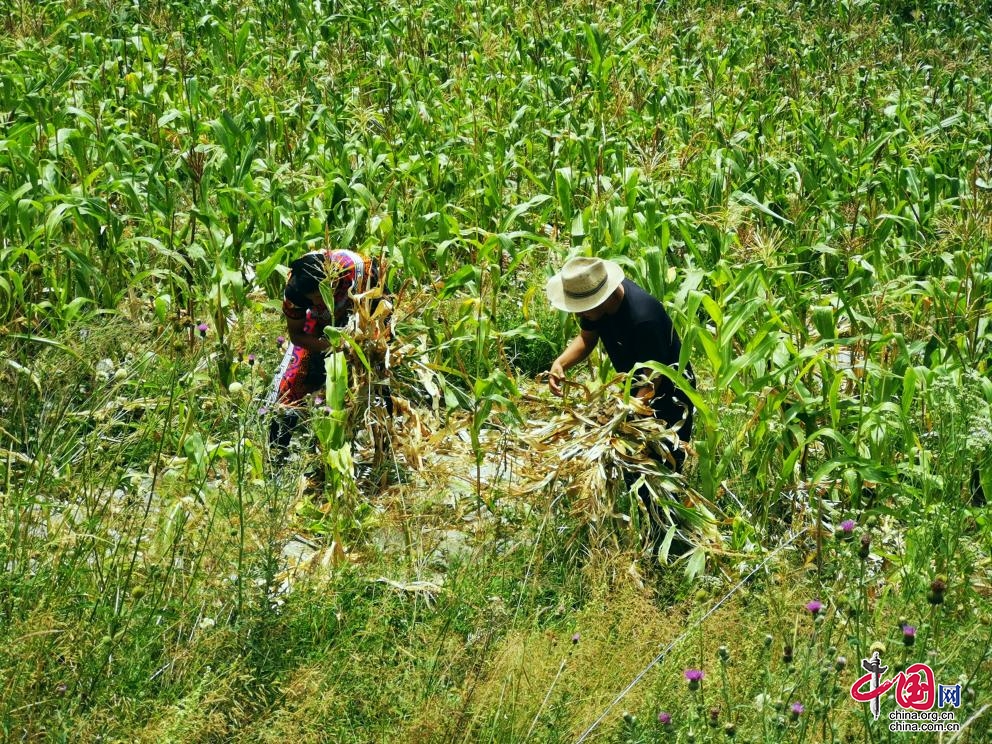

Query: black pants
[267,385,394,459]
[631,397,694,557]
[648,393,693,470]
[269,410,301,459]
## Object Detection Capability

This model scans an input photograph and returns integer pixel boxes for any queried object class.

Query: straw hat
[546,256,625,313]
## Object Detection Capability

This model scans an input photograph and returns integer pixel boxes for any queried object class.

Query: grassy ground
[3,300,990,742]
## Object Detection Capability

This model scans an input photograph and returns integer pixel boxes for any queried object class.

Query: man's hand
[549,360,566,397]
[548,331,598,398]
[634,383,655,402]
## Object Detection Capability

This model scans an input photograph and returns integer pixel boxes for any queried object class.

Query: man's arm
[549,329,599,396]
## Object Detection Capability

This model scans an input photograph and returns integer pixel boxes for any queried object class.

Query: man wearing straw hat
[545,255,695,472]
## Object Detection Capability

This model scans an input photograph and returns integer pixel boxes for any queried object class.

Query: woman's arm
[286,314,330,353]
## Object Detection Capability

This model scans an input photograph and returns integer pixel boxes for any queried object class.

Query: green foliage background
[1,0,991,741]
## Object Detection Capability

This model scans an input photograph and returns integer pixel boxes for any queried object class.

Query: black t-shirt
[579,278,694,419]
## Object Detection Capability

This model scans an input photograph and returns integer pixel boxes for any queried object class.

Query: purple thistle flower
[258,407,268,416]
[684,668,704,690]
[571,632,580,645]
[840,519,856,532]
[790,701,804,718]
[247,354,256,365]
[196,322,209,337]
[903,625,917,646]
[657,711,671,725]
[806,600,823,616]
[276,335,286,347]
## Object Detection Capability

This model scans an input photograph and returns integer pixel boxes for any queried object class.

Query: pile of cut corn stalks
[514,377,725,563]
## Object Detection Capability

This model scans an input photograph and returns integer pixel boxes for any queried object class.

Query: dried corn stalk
[341,280,396,479]
[516,380,723,551]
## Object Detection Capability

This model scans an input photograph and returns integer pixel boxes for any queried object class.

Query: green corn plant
[310,350,354,535]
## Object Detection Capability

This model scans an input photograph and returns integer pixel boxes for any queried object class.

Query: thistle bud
[859,533,871,559]
[928,577,947,605]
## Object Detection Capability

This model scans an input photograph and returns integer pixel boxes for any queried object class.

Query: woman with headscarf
[267,249,378,453]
